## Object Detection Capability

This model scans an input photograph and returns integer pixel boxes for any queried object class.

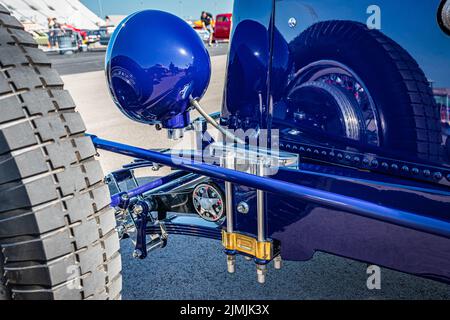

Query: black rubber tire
[0,251,9,299]
[0,5,121,300]
[290,20,442,161]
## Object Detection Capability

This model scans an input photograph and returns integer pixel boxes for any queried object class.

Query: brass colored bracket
[222,230,273,261]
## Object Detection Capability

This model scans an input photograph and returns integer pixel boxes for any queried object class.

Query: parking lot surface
[59,50,450,300]
[49,44,229,75]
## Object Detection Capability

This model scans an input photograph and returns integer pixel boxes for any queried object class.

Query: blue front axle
[89,135,450,240]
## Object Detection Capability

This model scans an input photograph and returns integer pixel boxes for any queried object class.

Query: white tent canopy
[0,0,104,30]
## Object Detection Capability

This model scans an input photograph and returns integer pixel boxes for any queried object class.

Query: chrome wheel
[288,60,381,146]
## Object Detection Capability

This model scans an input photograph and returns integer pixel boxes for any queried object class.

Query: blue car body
[217,0,450,283]
[98,0,450,285]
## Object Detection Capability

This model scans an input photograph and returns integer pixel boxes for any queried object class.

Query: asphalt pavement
[49,44,229,76]
[57,47,450,300]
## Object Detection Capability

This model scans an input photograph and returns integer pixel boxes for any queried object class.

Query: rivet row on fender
[277,142,450,185]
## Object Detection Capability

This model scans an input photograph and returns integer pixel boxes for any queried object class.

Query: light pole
[179,1,184,19]
[97,0,104,18]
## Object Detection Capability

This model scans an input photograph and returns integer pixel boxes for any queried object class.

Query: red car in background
[63,24,88,42]
[214,13,232,41]
[434,88,450,126]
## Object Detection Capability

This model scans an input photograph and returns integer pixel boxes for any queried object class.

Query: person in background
[53,18,64,49]
[47,17,55,49]
[53,18,61,33]
[201,11,214,47]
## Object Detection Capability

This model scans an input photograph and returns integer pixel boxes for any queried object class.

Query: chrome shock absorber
[254,158,283,283]
[256,158,268,284]
[222,151,237,274]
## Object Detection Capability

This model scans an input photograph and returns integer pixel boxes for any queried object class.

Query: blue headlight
[106,10,211,129]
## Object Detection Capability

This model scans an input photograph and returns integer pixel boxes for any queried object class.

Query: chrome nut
[288,17,297,28]
[256,264,268,284]
[237,202,250,214]
[133,204,145,216]
[227,255,236,274]
[274,256,282,270]
[132,249,143,259]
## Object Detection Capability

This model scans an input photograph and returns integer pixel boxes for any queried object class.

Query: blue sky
[80,0,234,20]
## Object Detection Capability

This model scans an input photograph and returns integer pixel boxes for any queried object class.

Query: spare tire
[289,20,442,161]
[0,5,121,300]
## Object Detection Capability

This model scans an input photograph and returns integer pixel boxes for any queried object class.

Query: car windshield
[435,95,450,107]
[217,16,230,22]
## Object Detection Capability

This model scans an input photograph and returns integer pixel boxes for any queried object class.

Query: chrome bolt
[274,256,282,270]
[288,17,297,28]
[256,264,268,284]
[133,204,145,216]
[167,128,184,140]
[371,160,379,168]
[227,255,236,274]
[237,202,250,215]
[434,172,443,180]
[133,249,143,259]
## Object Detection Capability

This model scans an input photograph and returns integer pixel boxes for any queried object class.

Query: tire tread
[290,20,442,160]
[0,10,121,300]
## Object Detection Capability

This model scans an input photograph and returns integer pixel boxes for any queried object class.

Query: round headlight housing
[105,10,211,129]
